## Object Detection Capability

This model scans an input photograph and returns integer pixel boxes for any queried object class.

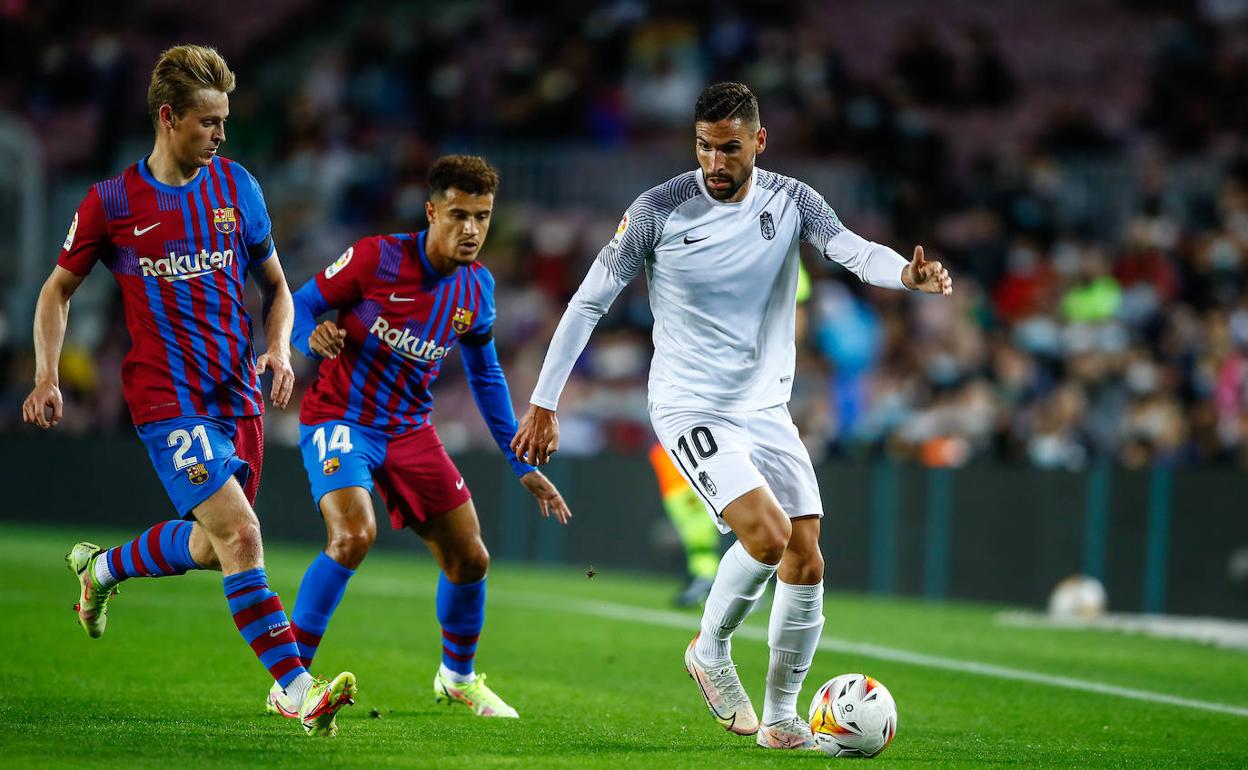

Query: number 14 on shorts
[311,424,354,461]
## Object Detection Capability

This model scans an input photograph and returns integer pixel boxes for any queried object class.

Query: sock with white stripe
[762,579,825,724]
[694,540,777,666]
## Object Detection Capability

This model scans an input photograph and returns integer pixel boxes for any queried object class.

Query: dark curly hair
[429,155,500,198]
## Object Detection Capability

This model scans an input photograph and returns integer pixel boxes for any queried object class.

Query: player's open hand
[511,404,560,466]
[520,470,572,524]
[255,346,295,409]
[309,320,347,359]
[22,380,63,429]
[901,246,952,295]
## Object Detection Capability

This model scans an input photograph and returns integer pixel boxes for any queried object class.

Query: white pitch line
[500,592,1248,719]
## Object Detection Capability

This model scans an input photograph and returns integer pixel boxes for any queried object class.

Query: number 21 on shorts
[312,424,354,461]
[168,425,213,470]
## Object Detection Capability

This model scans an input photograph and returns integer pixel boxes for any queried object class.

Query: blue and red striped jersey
[57,155,274,425]
[299,231,495,433]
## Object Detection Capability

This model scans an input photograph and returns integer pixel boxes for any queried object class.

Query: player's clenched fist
[309,320,348,359]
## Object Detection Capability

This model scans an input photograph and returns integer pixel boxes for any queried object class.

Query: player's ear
[425,199,436,224]
[756,126,767,155]
[159,104,176,131]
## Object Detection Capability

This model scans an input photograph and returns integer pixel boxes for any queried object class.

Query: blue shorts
[298,420,388,507]
[136,415,263,518]
[299,420,471,529]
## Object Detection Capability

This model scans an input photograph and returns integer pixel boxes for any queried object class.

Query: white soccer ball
[1047,574,1107,619]
[808,673,898,758]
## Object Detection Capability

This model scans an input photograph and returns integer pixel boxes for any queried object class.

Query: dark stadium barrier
[2,433,1244,618]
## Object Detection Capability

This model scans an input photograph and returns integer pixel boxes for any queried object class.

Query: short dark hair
[694,82,759,126]
[428,155,500,198]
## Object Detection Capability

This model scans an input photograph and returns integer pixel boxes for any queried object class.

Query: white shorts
[649,403,823,534]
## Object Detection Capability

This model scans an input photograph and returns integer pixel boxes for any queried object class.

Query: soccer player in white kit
[512,83,952,748]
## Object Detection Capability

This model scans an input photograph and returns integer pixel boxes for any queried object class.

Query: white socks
[284,671,314,706]
[94,555,119,589]
[762,579,824,724]
[695,541,778,666]
[439,663,476,684]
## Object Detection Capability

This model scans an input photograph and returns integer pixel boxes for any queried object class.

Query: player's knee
[744,515,791,564]
[326,524,376,569]
[445,541,489,584]
[789,550,825,584]
[217,517,264,567]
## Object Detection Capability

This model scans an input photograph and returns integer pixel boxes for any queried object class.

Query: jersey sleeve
[593,187,668,283]
[313,237,379,309]
[57,187,109,277]
[469,266,498,337]
[231,162,275,261]
[780,175,909,290]
[786,178,847,253]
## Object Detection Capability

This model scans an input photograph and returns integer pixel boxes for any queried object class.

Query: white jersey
[530,166,911,413]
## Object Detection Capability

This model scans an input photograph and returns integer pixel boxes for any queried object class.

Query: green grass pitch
[1,523,1246,768]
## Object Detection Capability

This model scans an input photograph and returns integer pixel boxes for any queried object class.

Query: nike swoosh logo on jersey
[683,234,710,244]
[455,478,465,490]
[133,222,160,236]
[389,292,417,302]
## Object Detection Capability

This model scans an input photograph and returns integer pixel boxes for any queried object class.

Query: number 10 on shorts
[312,424,354,461]
[675,426,718,468]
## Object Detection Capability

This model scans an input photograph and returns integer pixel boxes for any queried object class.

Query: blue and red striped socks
[289,551,356,669]
[95,520,200,588]
[437,573,486,682]
[223,567,310,692]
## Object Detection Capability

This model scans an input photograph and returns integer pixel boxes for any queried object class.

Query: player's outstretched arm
[251,253,296,408]
[512,405,560,467]
[460,335,544,478]
[900,246,953,295]
[23,266,85,429]
[519,469,572,524]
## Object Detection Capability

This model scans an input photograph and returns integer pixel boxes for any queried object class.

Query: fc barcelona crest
[213,207,237,234]
[187,463,209,485]
[759,211,775,241]
[452,307,475,335]
[323,457,340,476]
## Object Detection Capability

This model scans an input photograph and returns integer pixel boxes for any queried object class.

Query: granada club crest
[452,307,475,334]
[698,470,718,496]
[759,210,775,240]
[213,207,238,234]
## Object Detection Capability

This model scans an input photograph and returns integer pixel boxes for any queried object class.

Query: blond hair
[146,44,236,126]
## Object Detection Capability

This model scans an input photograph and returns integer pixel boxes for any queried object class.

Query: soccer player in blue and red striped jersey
[22,45,355,736]
[268,155,571,720]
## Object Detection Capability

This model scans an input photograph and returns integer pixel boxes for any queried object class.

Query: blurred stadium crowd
[5,0,1248,469]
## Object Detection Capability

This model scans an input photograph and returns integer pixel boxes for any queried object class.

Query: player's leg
[754,405,826,749]
[290,486,375,669]
[66,416,244,637]
[653,408,781,736]
[285,420,384,671]
[197,476,356,735]
[373,424,516,717]
[758,516,824,748]
[411,499,518,718]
